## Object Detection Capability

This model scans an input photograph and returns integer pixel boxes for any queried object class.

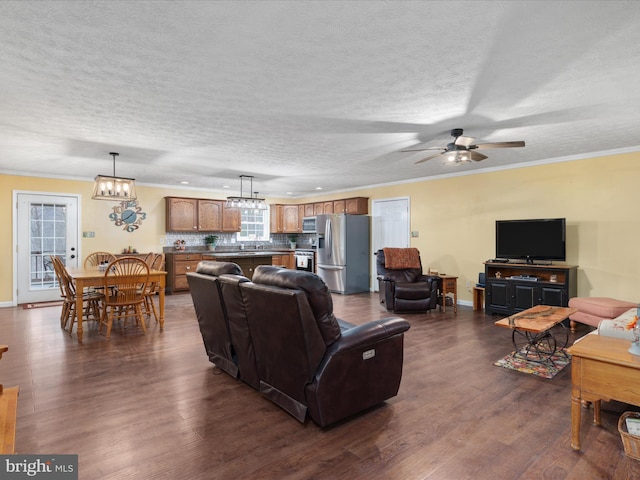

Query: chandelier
[226,175,267,210]
[91,152,137,200]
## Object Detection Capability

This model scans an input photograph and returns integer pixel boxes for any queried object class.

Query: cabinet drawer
[174,275,190,290]
[175,253,202,262]
[442,278,456,289]
[175,261,201,275]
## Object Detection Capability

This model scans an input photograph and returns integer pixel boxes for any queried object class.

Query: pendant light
[225,175,267,210]
[92,152,137,200]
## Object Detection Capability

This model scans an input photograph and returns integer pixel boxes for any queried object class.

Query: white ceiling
[1,1,640,198]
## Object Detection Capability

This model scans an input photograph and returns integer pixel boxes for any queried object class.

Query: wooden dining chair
[50,255,71,329]
[50,255,104,334]
[84,252,117,268]
[100,257,150,340]
[142,253,165,324]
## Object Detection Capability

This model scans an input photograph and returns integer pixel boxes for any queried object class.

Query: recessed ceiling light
[315,187,323,190]
[223,185,230,189]
[286,192,293,195]
[179,181,189,185]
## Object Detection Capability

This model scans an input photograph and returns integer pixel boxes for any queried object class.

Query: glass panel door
[16,193,79,304]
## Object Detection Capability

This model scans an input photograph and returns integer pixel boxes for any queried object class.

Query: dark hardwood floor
[1,293,639,479]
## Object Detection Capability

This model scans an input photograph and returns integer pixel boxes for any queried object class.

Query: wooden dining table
[66,266,167,343]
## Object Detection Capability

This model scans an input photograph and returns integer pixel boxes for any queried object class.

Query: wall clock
[109,200,147,232]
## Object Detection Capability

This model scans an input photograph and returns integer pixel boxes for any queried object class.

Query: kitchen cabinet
[222,206,241,232]
[272,253,294,269]
[198,199,222,231]
[344,197,368,214]
[166,197,240,232]
[231,256,273,280]
[484,262,577,315]
[166,197,199,231]
[333,200,346,214]
[323,201,334,214]
[314,203,324,215]
[166,252,202,293]
[304,204,315,217]
[270,204,301,233]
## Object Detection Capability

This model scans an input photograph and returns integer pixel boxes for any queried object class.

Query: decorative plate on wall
[109,200,147,232]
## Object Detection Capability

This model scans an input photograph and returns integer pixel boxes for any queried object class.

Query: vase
[207,245,216,251]
[629,325,640,356]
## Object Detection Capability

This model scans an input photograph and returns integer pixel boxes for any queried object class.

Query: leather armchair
[376,249,440,313]
[187,261,242,377]
[246,266,411,427]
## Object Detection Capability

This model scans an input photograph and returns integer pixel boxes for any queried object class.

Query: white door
[15,192,80,304]
[371,197,410,291]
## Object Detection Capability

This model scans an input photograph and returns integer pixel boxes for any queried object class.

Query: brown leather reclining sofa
[187,261,410,427]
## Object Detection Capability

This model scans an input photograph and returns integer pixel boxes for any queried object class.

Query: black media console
[484,261,578,316]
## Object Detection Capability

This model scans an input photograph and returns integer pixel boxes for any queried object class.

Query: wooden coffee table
[495,305,578,366]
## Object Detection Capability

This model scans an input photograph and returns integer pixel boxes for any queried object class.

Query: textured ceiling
[1,1,640,198]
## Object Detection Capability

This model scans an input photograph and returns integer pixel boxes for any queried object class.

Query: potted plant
[288,234,298,250]
[204,235,218,251]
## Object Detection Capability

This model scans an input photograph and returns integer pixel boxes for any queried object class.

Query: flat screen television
[495,218,566,262]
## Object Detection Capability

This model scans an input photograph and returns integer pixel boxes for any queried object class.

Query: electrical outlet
[83,231,95,238]
[411,231,419,238]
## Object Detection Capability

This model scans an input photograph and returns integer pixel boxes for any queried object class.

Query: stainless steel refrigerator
[316,214,370,294]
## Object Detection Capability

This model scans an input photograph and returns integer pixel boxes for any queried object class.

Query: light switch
[411,231,419,238]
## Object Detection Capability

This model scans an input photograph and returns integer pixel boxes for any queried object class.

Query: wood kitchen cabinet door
[166,197,198,231]
[345,197,368,214]
[222,206,241,232]
[282,205,300,233]
[323,201,334,214]
[198,199,222,231]
[333,200,346,214]
[304,204,315,217]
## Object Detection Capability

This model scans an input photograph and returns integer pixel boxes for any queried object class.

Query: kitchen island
[166,249,295,292]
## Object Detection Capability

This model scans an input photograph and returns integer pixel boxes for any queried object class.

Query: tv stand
[484,262,577,316]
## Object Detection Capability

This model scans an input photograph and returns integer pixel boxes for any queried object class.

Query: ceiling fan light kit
[406,128,525,165]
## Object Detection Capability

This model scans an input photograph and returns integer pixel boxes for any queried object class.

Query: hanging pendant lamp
[91,152,137,200]
[225,175,267,210]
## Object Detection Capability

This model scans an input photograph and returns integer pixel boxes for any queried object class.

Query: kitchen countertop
[202,250,292,258]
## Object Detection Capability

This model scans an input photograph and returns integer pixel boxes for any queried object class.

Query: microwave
[302,216,317,233]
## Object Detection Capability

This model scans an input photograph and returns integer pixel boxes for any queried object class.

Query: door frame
[371,196,411,291]
[12,190,82,306]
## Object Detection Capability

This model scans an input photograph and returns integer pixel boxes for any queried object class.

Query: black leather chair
[186,261,246,379]
[245,266,411,426]
[376,248,440,313]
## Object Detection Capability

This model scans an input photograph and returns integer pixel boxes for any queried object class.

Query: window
[237,208,270,241]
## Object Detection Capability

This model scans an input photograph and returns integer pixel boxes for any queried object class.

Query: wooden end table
[438,275,458,313]
[566,334,640,451]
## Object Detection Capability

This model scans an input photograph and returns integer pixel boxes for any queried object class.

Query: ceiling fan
[403,128,525,164]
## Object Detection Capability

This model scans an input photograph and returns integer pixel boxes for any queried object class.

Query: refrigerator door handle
[318,265,344,271]
[326,218,332,260]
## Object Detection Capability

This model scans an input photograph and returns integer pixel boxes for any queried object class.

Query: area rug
[493,348,571,379]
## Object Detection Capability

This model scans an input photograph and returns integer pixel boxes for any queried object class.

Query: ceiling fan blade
[470,151,488,162]
[414,152,445,164]
[454,135,475,147]
[401,146,445,153]
[471,141,525,149]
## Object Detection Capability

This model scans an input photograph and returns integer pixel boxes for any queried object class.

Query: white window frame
[236,207,271,242]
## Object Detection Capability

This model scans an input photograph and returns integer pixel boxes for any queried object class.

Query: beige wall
[3,151,639,305]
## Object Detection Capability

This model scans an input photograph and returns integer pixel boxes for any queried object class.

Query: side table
[439,275,458,313]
